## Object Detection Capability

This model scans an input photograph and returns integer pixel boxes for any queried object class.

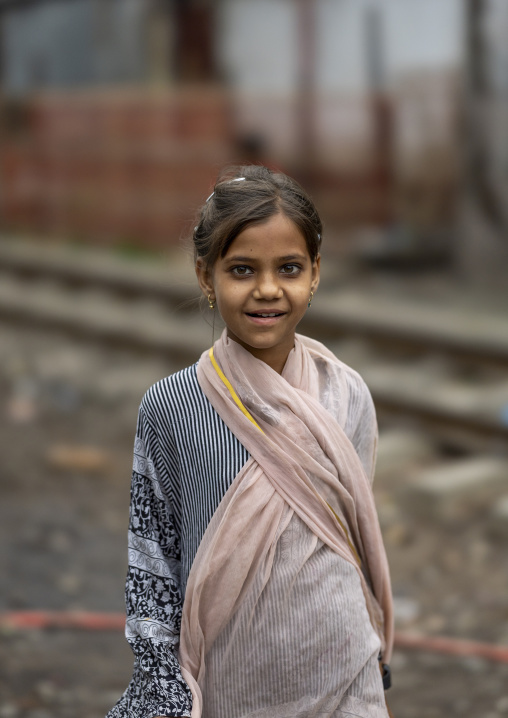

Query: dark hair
[192,165,322,268]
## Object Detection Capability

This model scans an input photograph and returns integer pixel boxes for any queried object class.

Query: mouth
[245,310,287,325]
[246,311,286,318]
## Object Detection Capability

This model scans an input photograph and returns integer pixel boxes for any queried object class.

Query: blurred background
[1,1,508,716]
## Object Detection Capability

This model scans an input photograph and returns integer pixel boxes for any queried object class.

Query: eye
[280,264,301,275]
[231,265,253,276]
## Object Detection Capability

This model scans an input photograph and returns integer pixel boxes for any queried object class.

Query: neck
[226,331,294,374]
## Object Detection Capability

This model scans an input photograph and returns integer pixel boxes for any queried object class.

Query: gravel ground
[1,320,508,718]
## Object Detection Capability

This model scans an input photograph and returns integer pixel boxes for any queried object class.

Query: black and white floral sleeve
[107,405,192,718]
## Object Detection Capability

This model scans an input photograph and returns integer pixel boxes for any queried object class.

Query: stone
[35,682,57,702]
[56,573,82,595]
[383,521,411,547]
[392,595,420,626]
[402,457,508,522]
[488,495,508,540]
[45,444,113,474]
[0,705,19,718]
[375,429,436,486]
[496,696,508,713]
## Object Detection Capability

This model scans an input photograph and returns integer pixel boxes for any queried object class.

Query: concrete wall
[1,0,147,93]
[216,0,463,164]
[217,0,463,94]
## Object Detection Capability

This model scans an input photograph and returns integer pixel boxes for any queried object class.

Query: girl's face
[196,212,320,374]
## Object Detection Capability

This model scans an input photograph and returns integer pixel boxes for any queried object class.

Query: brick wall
[0,87,235,248]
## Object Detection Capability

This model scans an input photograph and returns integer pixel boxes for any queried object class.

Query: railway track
[1,238,508,452]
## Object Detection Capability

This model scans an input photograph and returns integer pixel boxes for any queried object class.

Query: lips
[245,310,287,325]
[245,310,286,317]
[247,312,284,319]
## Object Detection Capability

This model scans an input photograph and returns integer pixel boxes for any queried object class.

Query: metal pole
[364,1,392,218]
[296,0,317,176]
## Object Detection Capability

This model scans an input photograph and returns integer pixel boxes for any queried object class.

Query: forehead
[223,213,309,259]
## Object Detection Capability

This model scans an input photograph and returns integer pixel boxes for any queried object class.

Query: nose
[253,271,283,300]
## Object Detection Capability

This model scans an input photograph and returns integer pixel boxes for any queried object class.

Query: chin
[244,340,277,351]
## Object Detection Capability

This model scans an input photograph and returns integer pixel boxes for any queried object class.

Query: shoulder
[304,335,378,478]
[300,333,373,402]
[332,359,376,435]
[140,363,206,426]
[339,359,374,407]
[298,334,376,434]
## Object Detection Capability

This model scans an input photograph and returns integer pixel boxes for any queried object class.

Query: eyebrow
[224,254,308,263]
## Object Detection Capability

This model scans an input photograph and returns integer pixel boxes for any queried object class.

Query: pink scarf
[179,331,393,718]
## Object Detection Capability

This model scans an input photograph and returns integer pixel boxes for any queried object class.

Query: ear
[195,256,215,299]
[311,253,321,293]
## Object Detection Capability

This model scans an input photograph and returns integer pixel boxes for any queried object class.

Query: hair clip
[206,177,246,203]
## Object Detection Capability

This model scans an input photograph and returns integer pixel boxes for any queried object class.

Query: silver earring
[208,294,215,310]
[308,291,314,308]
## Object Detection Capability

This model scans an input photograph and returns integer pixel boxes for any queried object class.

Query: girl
[108,165,393,718]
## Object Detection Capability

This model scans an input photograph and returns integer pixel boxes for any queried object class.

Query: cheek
[219,281,248,301]
[293,285,312,302]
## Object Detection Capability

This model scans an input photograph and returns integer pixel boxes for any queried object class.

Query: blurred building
[0,0,217,89]
[459,0,508,285]
[0,0,465,248]
[1,0,148,91]
[0,0,227,246]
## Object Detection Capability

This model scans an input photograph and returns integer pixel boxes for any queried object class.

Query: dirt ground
[1,322,508,718]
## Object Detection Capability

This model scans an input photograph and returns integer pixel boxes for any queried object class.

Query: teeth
[247,312,283,318]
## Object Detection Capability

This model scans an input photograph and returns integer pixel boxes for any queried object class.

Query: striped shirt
[107,360,377,718]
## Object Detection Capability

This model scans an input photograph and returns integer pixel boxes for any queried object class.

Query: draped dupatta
[179,331,393,718]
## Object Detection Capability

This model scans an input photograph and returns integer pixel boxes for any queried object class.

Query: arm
[107,405,192,718]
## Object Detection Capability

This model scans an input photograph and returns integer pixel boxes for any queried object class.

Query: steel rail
[2,241,508,365]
